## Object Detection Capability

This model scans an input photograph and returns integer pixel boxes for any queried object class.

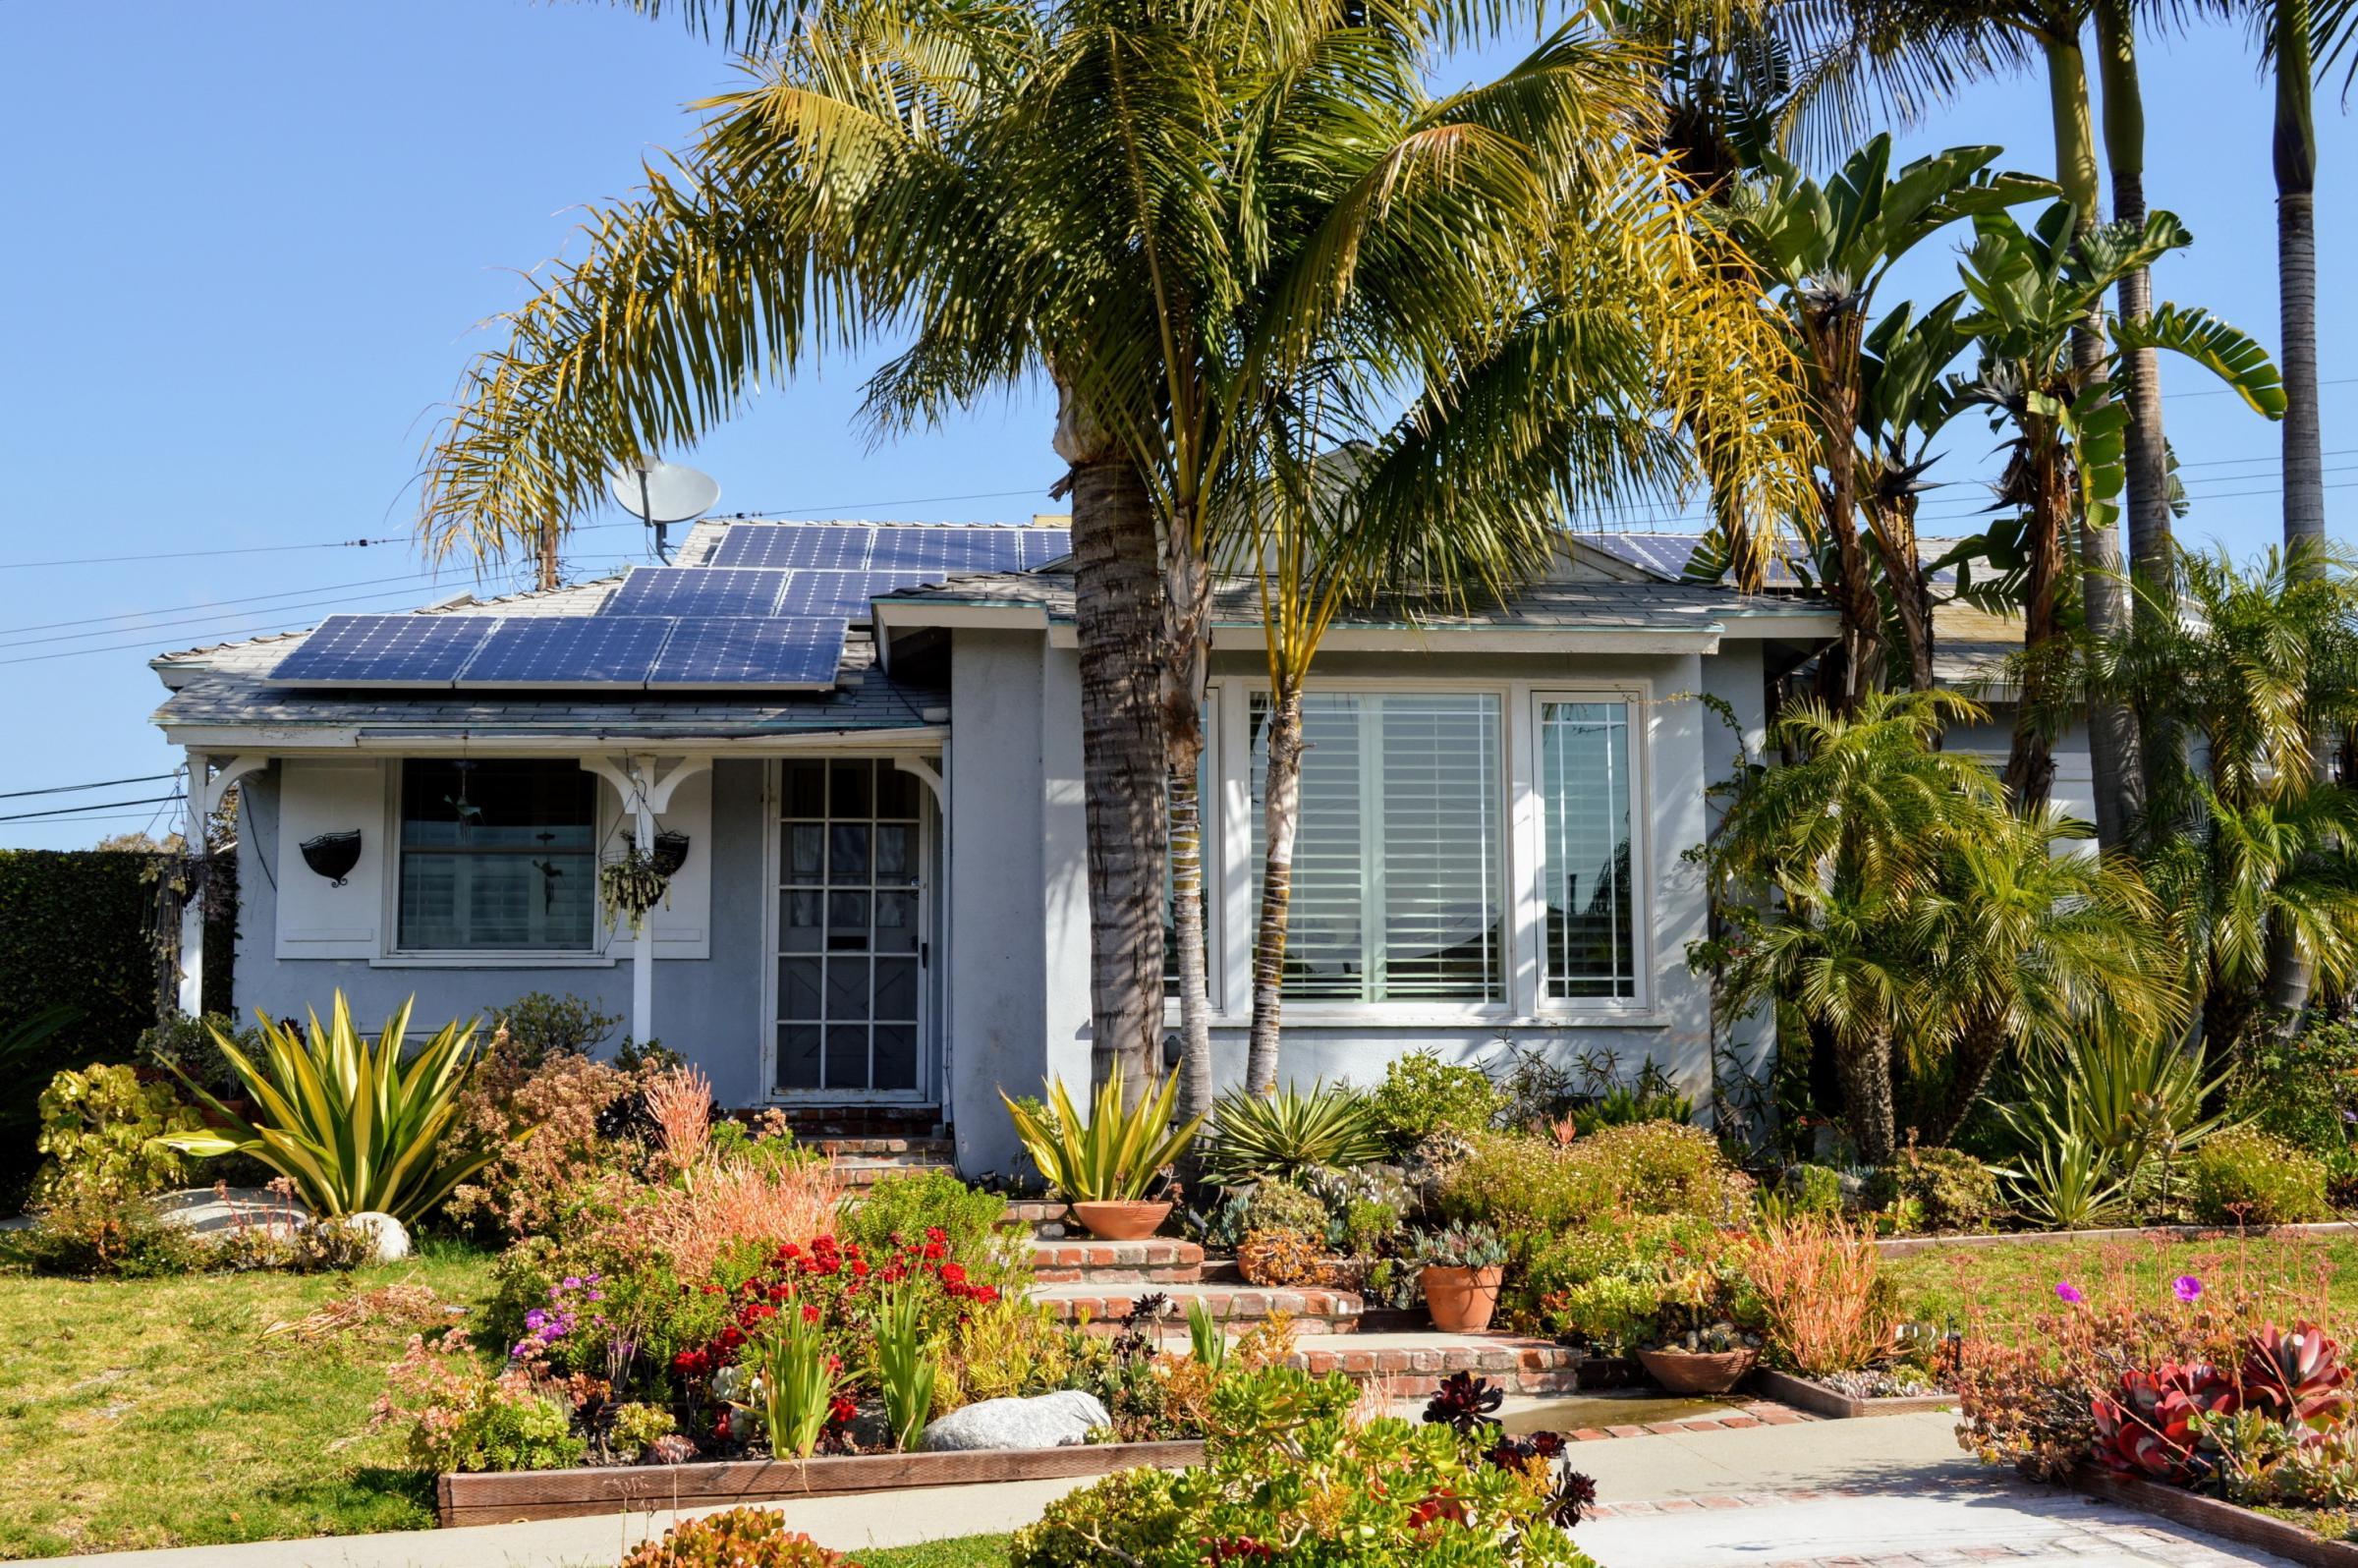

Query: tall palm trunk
[2269,0,2325,1028]
[1059,394,1168,1103]
[2004,432,2072,816]
[1864,485,1936,692]
[1835,1027,1899,1164]
[1162,538,1216,1121]
[2048,34,2144,850]
[1244,681,1305,1092]
[2095,0,2173,831]
[1803,303,1882,710]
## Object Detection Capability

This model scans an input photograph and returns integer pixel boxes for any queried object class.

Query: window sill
[371,952,618,970]
[1163,1007,1668,1031]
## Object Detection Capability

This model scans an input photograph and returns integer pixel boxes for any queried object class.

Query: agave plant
[1204,1081,1385,1185]
[1000,1066,1203,1204]
[2093,1362,2239,1482]
[1994,1130,2130,1231]
[2244,1324,2353,1429]
[154,992,495,1224]
[1997,1034,2236,1189]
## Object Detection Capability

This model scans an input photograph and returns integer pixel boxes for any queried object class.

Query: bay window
[397,758,598,952]
[1249,691,1504,1003]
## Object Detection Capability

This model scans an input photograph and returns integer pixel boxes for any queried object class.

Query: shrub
[1441,1123,1749,1236]
[443,1047,650,1239]
[31,1063,205,1204]
[374,1327,590,1473]
[1778,1163,1845,1218]
[6,1185,202,1277]
[138,1012,265,1103]
[2188,1130,2330,1225]
[1437,1133,1591,1235]
[1569,1083,1695,1137]
[618,1509,853,1568]
[2226,1018,2358,1162]
[1869,1147,2000,1233]
[1237,1228,1326,1286]
[1366,1051,1503,1152]
[494,991,622,1066]
[1578,1121,1750,1218]
[609,1401,676,1457]
[1742,1214,1896,1377]
[843,1167,1009,1267]
[1243,1178,1327,1239]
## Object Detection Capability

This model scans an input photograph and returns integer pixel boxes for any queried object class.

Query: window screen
[398,759,597,951]
[1249,692,1502,1002]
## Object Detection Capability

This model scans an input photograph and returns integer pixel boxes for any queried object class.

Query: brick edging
[2070,1465,2358,1567]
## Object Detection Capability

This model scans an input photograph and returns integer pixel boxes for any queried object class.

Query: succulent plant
[1421,1371,1504,1436]
[2091,1362,2238,1482]
[2244,1323,2354,1429]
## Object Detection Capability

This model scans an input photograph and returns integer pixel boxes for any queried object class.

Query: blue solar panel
[1017,529,1071,569]
[271,614,498,686]
[457,617,676,687]
[866,527,1031,573]
[774,570,933,619]
[608,566,790,618]
[646,617,845,689]
[709,525,874,571]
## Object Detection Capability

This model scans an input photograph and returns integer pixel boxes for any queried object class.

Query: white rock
[918,1390,1110,1452]
[341,1211,412,1261]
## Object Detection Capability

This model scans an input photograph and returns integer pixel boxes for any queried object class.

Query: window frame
[382,756,613,962]
[1525,687,1653,1015]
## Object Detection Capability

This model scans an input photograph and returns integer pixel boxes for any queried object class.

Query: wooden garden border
[436,1438,1206,1527]
[2071,1467,2358,1566]
[1743,1367,1952,1419]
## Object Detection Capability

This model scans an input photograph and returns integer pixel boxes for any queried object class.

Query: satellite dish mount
[610,458,721,561]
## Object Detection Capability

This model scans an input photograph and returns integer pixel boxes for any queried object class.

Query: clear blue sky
[0,2,2348,848]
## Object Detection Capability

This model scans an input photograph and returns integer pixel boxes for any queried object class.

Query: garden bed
[1742,1367,1951,1419]
[435,1437,1208,1526]
[2070,1466,2358,1567]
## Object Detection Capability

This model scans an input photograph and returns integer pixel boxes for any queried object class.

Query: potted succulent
[1414,1222,1508,1333]
[1633,1260,1760,1394]
[1001,1065,1204,1240]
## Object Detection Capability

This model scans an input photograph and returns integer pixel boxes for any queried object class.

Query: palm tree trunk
[1244,681,1306,1093]
[2003,438,2070,817]
[1924,1008,2009,1147]
[1162,529,1216,1121]
[2095,0,2173,833]
[1865,492,1936,692]
[2269,0,2325,1030]
[1805,311,1881,710]
[1834,1028,1898,1165]
[1059,393,1168,1104]
[2048,34,2144,851]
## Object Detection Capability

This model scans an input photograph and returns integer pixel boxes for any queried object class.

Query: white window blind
[397,759,597,952]
[1538,700,1638,1000]
[1250,692,1502,1002]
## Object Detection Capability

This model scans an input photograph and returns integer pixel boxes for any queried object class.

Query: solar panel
[608,566,791,618]
[1017,529,1071,569]
[774,570,934,619]
[866,527,1029,573]
[646,617,846,689]
[270,614,499,687]
[457,617,676,688]
[709,525,874,571]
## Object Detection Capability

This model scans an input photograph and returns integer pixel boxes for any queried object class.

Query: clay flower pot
[1637,1345,1757,1395]
[1421,1263,1505,1333]
[1069,1200,1171,1241]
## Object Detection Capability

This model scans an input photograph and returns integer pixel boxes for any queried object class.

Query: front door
[769,757,929,1100]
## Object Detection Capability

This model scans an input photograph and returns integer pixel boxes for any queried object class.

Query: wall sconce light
[300,830,363,887]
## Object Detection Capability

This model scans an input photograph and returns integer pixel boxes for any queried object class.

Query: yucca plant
[1204,1082,1384,1186]
[154,991,495,1224]
[1000,1067,1202,1204]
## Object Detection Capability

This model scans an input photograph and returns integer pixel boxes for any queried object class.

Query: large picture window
[1250,691,1503,1003]
[397,759,598,952]
[1538,700,1638,1000]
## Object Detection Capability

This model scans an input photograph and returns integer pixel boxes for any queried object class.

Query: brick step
[1155,1331,1592,1396]
[812,1136,955,1159]
[1031,1281,1363,1336]
[830,1157,957,1189]
[1028,1239,1206,1284]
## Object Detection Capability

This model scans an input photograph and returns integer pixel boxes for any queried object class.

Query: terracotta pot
[1069,1200,1171,1241]
[1421,1263,1504,1332]
[1636,1345,1757,1395]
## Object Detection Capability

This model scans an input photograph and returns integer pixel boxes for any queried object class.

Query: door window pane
[1248,693,1502,1002]
[1539,701,1637,1000]
[398,759,596,951]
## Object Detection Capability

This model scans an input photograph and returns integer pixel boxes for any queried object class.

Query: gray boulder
[918,1390,1110,1452]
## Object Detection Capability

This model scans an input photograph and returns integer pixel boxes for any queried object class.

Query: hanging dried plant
[599,841,672,932]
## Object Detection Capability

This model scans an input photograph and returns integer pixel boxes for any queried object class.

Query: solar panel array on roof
[267,521,1067,692]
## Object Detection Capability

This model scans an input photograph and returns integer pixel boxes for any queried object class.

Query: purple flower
[2055,1281,2086,1305]
[2172,1275,2203,1304]
[562,1276,583,1291]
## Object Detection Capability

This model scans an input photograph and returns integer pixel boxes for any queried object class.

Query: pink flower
[2055,1281,2086,1305]
[2172,1275,2203,1304]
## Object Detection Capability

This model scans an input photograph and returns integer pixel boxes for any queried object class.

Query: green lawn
[0,1240,499,1559]
[862,1536,1011,1567]
[1884,1230,2358,1336]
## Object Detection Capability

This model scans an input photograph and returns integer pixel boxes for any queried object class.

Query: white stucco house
[150,518,1844,1175]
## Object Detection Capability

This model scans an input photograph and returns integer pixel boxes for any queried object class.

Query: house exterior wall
[231,758,773,1102]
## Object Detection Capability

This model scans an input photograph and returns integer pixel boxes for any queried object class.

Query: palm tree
[1942,203,2285,816]
[2107,543,2358,1043]
[415,0,1613,1101]
[1721,135,2050,708]
[1855,295,1974,691]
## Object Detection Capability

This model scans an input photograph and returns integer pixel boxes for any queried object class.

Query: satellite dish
[609,459,721,560]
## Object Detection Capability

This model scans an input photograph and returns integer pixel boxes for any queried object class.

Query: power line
[0,772,181,801]
[0,582,501,652]
[0,536,408,571]
[2,568,470,637]
[0,794,185,823]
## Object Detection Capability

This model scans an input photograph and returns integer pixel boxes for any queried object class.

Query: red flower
[973,1285,1001,1306]
[850,1259,870,1278]
[925,1226,947,1245]
[802,1303,822,1325]
[922,1242,946,1261]
[829,1394,858,1424]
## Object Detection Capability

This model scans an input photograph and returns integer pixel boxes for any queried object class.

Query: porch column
[177,750,207,1016]
[583,754,713,1052]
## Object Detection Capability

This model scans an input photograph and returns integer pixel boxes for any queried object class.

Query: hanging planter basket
[599,842,675,933]
[300,831,363,887]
